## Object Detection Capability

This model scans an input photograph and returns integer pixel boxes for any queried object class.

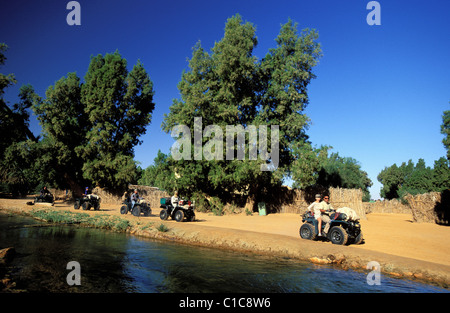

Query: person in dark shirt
[131,189,140,209]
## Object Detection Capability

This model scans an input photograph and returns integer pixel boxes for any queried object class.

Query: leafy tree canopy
[316,152,373,201]
[377,158,449,200]
[378,108,450,200]
[32,51,155,195]
[0,44,40,196]
[441,109,450,160]
[161,15,322,205]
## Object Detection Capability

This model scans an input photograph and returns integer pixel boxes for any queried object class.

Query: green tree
[290,144,329,189]
[78,52,155,191]
[0,43,16,98]
[0,44,40,195]
[33,72,88,194]
[260,20,321,168]
[138,150,174,191]
[162,15,321,206]
[377,109,450,199]
[441,109,450,160]
[1,140,41,196]
[33,51,155,195]
[433,157,450,192]
[397,158,433,198]
[316,152,372,201]
[378,159,437,199]
[1,44,37,152]
[378,163,403,200]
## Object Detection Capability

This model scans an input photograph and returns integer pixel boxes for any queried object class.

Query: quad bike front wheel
[353,231,364,245]
[142,207,151,217]
[299,223,317,241]
[132,205,141,217]
[174,210,184,222]
[82,202,91,210]
[329,226,348,245]
[187,212,195,222]
[160,209,169,220]
[120,205,128,214]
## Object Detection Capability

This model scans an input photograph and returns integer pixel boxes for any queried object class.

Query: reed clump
[30,209,131,232]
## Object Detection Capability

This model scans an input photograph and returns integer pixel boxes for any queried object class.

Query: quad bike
[120,199,152,217]
[34,193,55,204]
[74,194,101,211]
[159,197,195,222]
[299,210,363,245]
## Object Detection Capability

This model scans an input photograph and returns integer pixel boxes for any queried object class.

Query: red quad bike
[159,197,195,222]
[299,211,364,245]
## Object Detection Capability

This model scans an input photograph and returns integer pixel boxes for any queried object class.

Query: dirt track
[1,198,449,288]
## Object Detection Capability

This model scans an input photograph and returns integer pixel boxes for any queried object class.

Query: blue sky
[1,0,449,199]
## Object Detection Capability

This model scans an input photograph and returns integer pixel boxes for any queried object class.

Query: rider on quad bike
[300,197,363,245]
[120,189,152,216]
[35,186,55,204]
[159,191,195,222]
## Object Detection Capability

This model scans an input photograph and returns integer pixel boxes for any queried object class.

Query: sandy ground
[1,198,449,287]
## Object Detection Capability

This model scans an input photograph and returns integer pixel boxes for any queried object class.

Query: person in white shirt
[171,191,179,207]
[307,194,322,215]
[307,194,323,236]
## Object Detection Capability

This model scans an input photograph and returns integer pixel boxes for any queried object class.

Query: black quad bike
[299,211,363,245]
[159,197,195,222]
[74,194,101,211]
[35,193,55,204]
[120,199,152,217]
